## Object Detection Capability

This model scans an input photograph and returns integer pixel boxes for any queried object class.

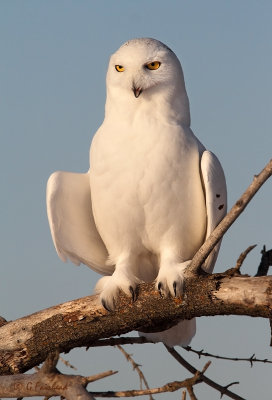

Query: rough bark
[0,372,93,398]
[1,273,271,376]
[0,351,115,399]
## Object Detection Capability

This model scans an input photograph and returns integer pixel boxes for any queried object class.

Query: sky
[1,1,272,399]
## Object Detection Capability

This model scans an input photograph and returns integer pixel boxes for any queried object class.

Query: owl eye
[145,61,161,70]
[115,65,125,72]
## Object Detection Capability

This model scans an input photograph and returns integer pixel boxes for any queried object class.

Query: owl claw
[101,298,113,312]
[173,281,177,297]
[158,282,164,297]
[129,285,137,302]
[156,260,190,298]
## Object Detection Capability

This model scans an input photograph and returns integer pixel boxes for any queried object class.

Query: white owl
[47,38,227,346]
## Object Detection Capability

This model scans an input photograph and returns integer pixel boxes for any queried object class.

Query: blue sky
[1,1,272,399]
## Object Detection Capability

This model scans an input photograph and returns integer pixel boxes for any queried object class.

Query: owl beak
[133,86,142,98]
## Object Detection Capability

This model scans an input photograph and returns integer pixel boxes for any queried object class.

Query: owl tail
[138,318,196,347]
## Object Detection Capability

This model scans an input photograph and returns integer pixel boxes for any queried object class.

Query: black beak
[133,87,142,98]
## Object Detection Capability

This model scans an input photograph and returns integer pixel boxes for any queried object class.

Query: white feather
[47,38,227,346]
[46,171,111,275]
[201,151,227,273]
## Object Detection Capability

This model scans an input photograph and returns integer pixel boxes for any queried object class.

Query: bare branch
[187,385,197,400]
[90,365,205,397]
[188,159,272,274]
[0,368,117,398]
[184,346,272,366]
[1,273,272,375]
[230,245,257,275]
[0,350,117,398]
[85,370,118,384]
[59,356,77,370]
[116,345,154,399]
[165,346,244,400]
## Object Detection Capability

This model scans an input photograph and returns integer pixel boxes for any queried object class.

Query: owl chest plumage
[90,114,207,258]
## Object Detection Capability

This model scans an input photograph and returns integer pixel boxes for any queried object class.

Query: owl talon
[101,298,113,312]
[158,282,164,297]
[129,285,136,302]
[173,281,177,297]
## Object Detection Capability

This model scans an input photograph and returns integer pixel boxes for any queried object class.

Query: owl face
[106,38,182,99]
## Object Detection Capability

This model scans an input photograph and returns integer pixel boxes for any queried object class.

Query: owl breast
[90,118,206,263]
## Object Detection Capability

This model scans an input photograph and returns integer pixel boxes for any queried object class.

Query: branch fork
[0,351,117,399]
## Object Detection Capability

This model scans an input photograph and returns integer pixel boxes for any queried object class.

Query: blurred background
[1,1,271,399]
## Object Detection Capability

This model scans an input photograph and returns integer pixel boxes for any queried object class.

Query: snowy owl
[47,38,227,346]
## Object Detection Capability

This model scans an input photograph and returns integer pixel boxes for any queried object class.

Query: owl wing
[200,151,227,273]
[46,171,112,275]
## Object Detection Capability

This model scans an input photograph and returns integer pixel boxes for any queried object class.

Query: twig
[223,245,257,277]
[90,363,209,397]
[184,363,210,400]
[92,337,272,367]
[188,159,272,274]
[184,346,272,366]
[187,385,197,400]
[116,345,154,399]
[182,390,187,400]
[86,370,118,383]
[59,355,77,370]
[230,245,257,275]
[165,345,244,400]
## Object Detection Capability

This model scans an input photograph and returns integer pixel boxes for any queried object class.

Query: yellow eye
[115,65,125,72]
[146,61,161,70]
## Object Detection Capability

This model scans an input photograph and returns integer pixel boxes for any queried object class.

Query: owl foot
[95,273,139,311]
[156,260,191,297]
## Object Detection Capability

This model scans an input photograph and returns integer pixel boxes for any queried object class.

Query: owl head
[105,38,190,125]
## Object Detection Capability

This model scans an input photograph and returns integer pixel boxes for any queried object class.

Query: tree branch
[184,346,272,366]
[91,337,272,366]
[89,362,209,397]
[165,346,243,400]
[0,351,117,398]
[116,345,154,399]
[188,159,272,274]
[1,272,271,375]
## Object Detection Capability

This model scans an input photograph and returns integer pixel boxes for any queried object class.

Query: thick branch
[0,367,116,398]
[1,274,271,375]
